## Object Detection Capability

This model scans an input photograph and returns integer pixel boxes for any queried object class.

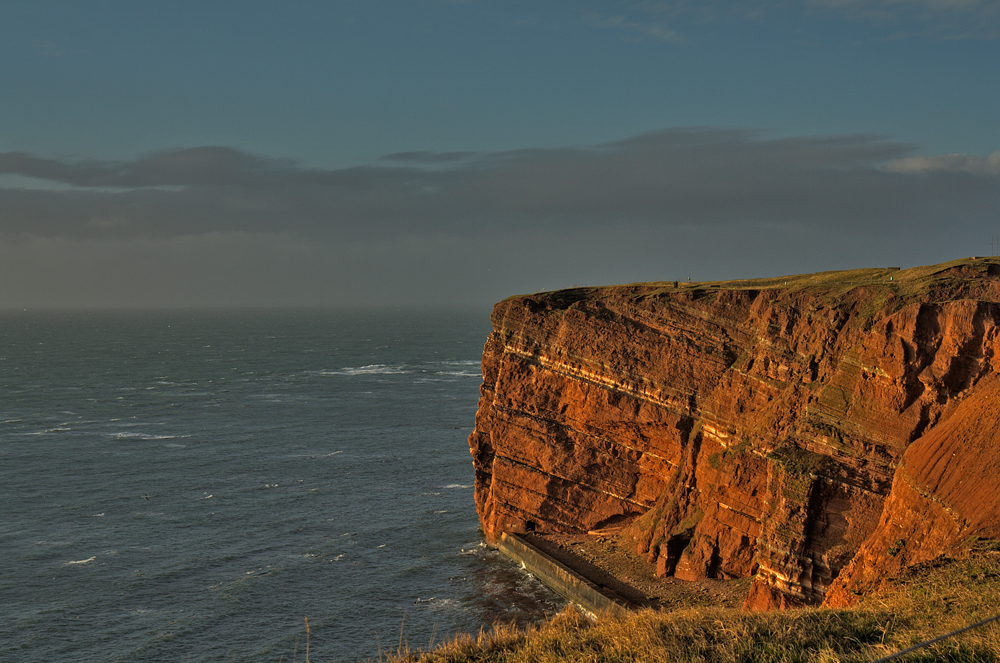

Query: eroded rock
[469,258,1000,609]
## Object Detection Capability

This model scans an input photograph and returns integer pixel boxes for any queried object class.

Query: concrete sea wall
[496,532,629,617]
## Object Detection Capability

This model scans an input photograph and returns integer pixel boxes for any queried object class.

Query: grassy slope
[381,540,1000,662]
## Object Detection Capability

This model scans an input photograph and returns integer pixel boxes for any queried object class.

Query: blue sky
[2,1,999,307]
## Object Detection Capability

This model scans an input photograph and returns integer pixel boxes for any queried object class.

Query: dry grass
[376,552,1000,663]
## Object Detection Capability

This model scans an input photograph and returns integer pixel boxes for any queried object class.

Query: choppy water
[1,308,563,662]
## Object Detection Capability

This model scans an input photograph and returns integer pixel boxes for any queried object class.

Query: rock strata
[468,258,1000,609]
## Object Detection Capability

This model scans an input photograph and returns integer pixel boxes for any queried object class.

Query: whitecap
[437,359,480,367]
[442,484,473,489]
[458,542,488,555]
[317,364,408,376]
[65,556,96,565]
[27,427,72,435]
[438,370,482,378]
[107,432,187,441]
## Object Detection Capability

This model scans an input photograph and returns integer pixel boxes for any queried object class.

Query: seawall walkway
[496,532,633,617]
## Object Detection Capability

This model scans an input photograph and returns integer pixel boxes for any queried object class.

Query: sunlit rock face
[468,258,1000,610]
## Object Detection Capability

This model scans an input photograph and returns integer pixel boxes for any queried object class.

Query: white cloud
[886,150,1000,175]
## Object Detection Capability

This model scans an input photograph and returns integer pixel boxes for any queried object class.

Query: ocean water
[1,308,563,662]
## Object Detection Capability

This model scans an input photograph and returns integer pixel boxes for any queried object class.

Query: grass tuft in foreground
[378,551,1000,662]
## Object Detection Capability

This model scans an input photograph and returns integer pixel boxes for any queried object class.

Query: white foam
[27,427,72,435]
[318,364,407,376]
[107,432,188,440]
[65,556,96,565]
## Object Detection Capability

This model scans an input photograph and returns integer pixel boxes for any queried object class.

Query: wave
[106,432,189,441]
[26,427,72,435]
[317,359,480,378]
[443,484,473,489]
[458,542,488,556]
[318,364,408,376]
[65,556,96,565]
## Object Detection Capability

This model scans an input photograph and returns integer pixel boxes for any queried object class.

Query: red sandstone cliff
[468,258,1000,609]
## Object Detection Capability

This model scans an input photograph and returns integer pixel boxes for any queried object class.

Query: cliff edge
[468,257,1000,609]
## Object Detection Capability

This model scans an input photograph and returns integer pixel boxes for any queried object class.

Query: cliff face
[468,258,1000,609]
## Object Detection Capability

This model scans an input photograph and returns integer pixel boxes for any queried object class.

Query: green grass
[506,257,1000,314]
[377,551,1000,662]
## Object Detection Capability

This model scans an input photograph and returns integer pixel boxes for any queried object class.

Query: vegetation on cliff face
[384,550,1000,662]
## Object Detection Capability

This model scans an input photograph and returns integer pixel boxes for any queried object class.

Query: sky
[1,0,999,309]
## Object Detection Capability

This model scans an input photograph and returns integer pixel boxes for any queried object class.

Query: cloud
[3,129,996,239]
[807,0,1000,38]
[886,150,1000,175]
[584,10,686,42]
[378,151,477,164]
[0,147,294,188]
[2,129,998,307]
[585,1,1000,41]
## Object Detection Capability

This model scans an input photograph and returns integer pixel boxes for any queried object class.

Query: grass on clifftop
[513,257,1000,308]
[378,551,1000,663]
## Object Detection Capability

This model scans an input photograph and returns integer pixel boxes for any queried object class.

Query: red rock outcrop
[468,258,1000,609]
[824,372,1000,607]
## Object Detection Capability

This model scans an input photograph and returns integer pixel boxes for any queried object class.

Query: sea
[1,308,565,662]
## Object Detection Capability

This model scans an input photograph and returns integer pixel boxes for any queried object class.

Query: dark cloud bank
[1,129,998,308]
